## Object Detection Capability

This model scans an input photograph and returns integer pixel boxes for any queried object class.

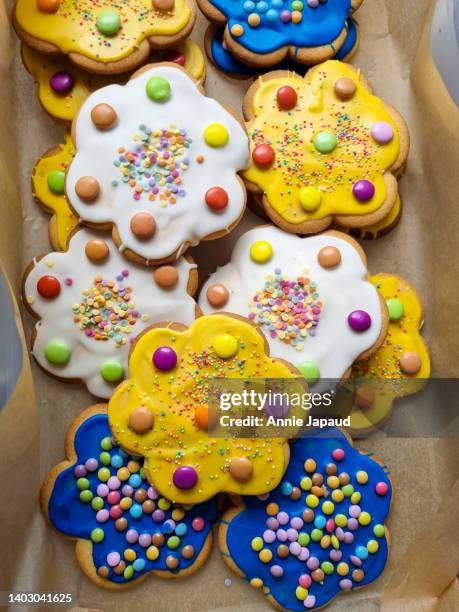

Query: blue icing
[211,0,353,54]
[224,428,391,610]
[210,19,357,77]
[47,413,218,584]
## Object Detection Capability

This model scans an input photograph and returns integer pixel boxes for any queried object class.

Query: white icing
[66,66,249,261]
[199,227,383,381]
[25,228,197,398]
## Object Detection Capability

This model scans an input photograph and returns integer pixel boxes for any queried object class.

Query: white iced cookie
[65,64,249,265]
[199,227,387,382]
[23,229,198,398]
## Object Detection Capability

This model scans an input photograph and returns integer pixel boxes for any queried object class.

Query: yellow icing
[108,315,298,504]
[32,132,78,251]
[348,273,430,432]
[243,61,401,225]
[355,196,401,238]
[23,41,205,124]
[16,0,192,63]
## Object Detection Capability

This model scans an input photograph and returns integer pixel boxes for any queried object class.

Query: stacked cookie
[14,2,430,610]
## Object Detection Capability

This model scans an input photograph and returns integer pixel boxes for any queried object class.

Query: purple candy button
[152,346,177,371]
[173,465,198,490]
[371,121,394,144]
[348,310,372,332]
[339,578,353,591]
[50,72,74,94]
[352,179,375,202]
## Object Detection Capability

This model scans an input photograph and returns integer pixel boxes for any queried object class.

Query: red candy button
[37,275,61,299]
[277,86,298,110]
[205,187,229,212]
[165,50,186,66]
[252,143,275,167]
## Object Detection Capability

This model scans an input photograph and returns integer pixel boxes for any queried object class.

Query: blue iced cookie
[41,405,219,588]
[219,428,392,610]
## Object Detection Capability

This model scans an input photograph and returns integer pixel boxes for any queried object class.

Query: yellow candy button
[322,501,334,515]
[299,187,322,211]
[306,494,319,508]
[146,546,159,561]
[359,511,372,526]
[124,548,136,562]
[204,123,229,147]
[337,562,349,576]
[367,539,379,553]
[213,333,238,359]
[250,240,273,263]
[259,548,273,563]
[250,577,263,588]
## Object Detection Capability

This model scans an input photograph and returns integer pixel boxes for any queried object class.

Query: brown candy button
[334,77,356,100]
[75,176,100,202]
[354,384,376,409]
[142,500,155,514]
[229,457,253,482]
[277,544,289,558]
[325,462,337,475]
[182,545,195,559]
[352,569,365,582]
[153,0,174,10]
[311,472,323,486]
[85,239,109,262]
[97,566,109,579]
[312,569,325,583]
[113,561,126,575]
[166,555,180,569]
[339,472,350,486]
[152,533,165,547]
[153,265,179,289]
[290,486,301,500]
[128,407,153,433]
[206,283,229,308]
[134,488,147,503]
[400,351,422,375]
[91,103,117,130]
[130,212,156,239]
[115,517,127,531]
[318,246,342,268]
[302,508,314,522]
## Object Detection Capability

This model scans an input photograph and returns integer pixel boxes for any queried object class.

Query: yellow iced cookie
[32,132,79,251]
[22,41,206,124]
[242,61,409,234]
[348,273,430,432]
[108,314,298,504]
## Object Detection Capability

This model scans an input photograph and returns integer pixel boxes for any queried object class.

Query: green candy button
[146,76,171,102]
[47,170,65,195]
[386,297,405,321]
[123,565,134,580]
[313,131,338,154]
[100,359,124,383]
[44,339,70,365]
[298,360,320,384]
[96,10,121,36]
[90,528,105,543]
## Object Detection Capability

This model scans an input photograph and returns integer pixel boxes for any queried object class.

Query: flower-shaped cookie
[23,228,198,398]
[22,41,206,125]
[65,64,249,265]
[219,429,392,611]
[199,227,387,383]
[198,0,363,67]
[242,61,409,235]
[14,0,196,75]
[205,18,359,79]
[346,273,430,433]
[108,314,299,504]
[41,406,218,588]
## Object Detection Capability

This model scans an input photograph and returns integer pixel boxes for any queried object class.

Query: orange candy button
[75,176,100,202]
[195,405,218,430]
[85,239,109,262]
[128,407,153,433]
[130,212,156,239]
[229,457,253,482]
[153,265,179,289]
[91,103,118,130]
[354,385,375,409]
[37,0,61,13]
[400,352,422,375]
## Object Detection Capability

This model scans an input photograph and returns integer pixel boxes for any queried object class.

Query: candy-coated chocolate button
[231,24,244,37]
[165,49,186,65]
[375,481,388,495]
[299,187,321,211]
[399,351,422,374]
[146,76,171,102]
[75,176,100,202]
[334,77,356,100]
[37,275,61,298]
[250,240,273,263]
[96,10,121,36]
[182,545,195,559]
[153,265,179,289]
[166,555,180,569]
[354,385,375,409]
[252,143,275,167]
[85,239,109,262]
[353,180,375,202]
[152,346,177,370]
[91,103,117,130]
[348,310,372,332]
[229,457,253,481]
[90,528,105,543]
[205,187,229,211]
[128,407,153,433]
[371,121,394,144]
[313,131,337,154]
[37,0,60,13]
[204,123,229,147]
[100,359,124,382]
[130,212,156,239]
[153,0,175,10]
[47,170,65,194]
[277,85,297,110]
[318,246,341,268]
[194,404,218,430]
[45,339,70,365]
[213,333,238,359]
[206,283,229,308]
[50,72,74,94]
[173,466,198,490]
[386,298,404,321]
[298,360,320,384]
